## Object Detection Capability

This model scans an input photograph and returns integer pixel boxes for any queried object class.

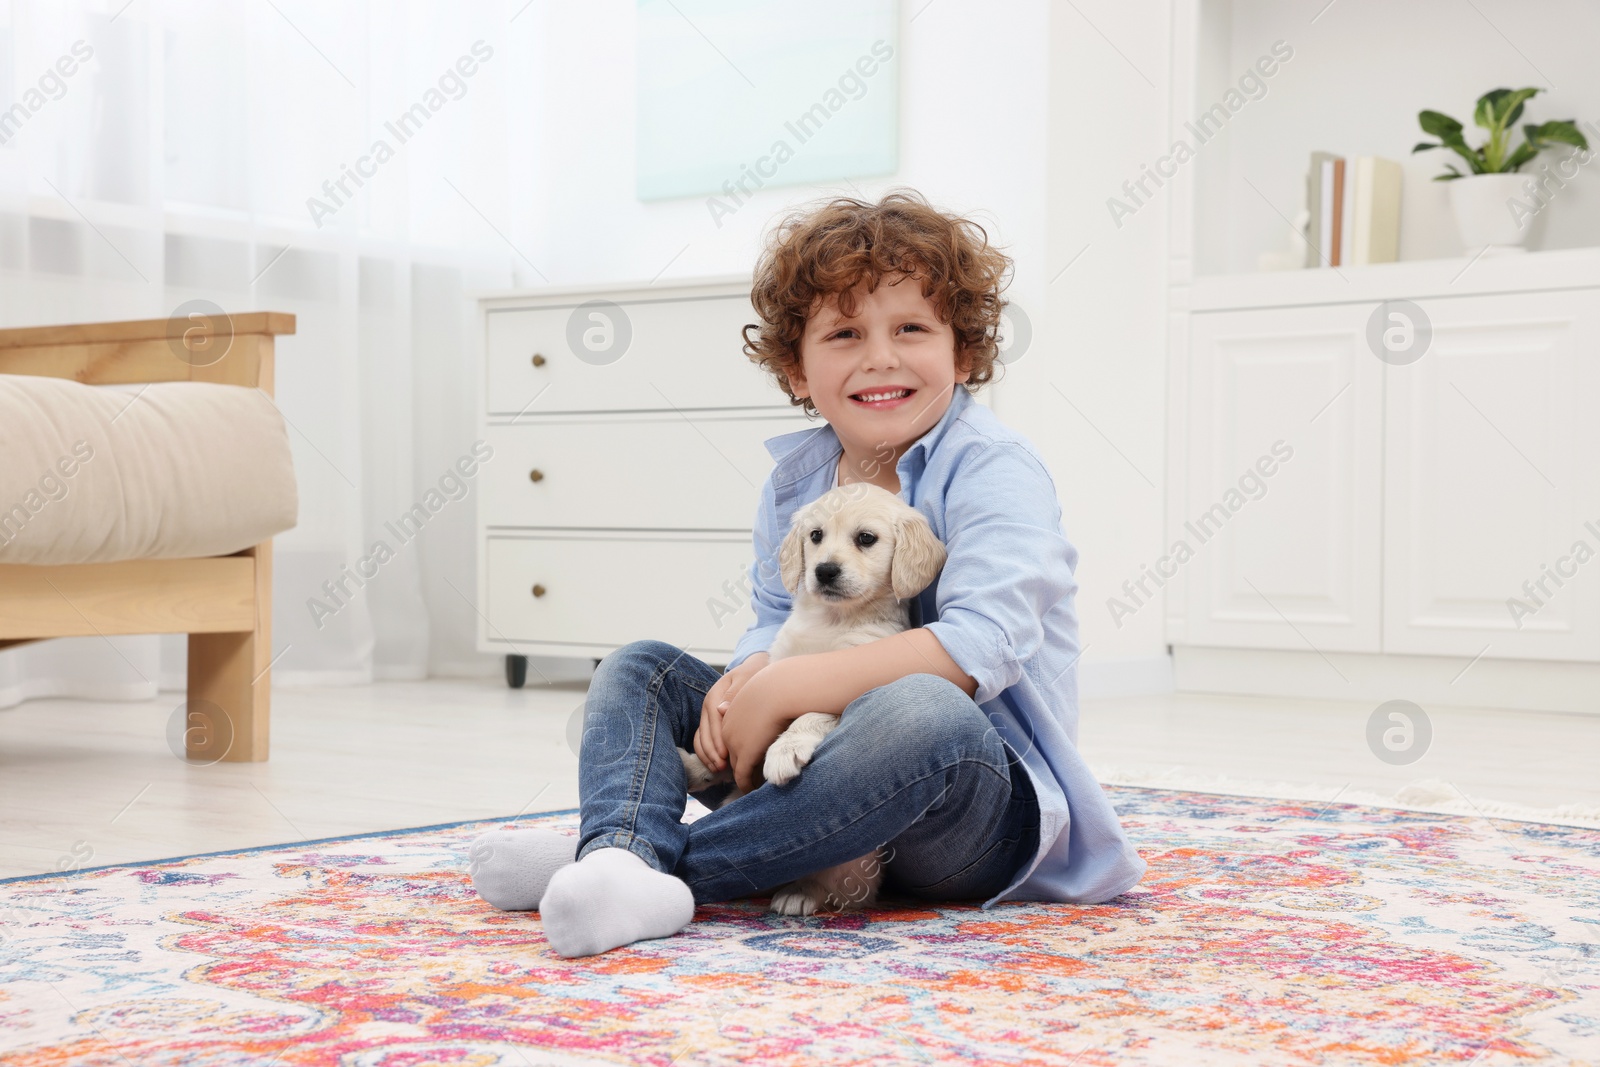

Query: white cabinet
[1383,290,1600,661]
[475,277,808,675]
[1164,0,1600,709]
[1181,282,1600,667]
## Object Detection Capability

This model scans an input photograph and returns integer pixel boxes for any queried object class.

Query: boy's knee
[872,673,977,722]
[845,674,996,755]
[595,639,682,683]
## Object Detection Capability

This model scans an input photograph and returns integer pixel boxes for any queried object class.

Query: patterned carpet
[1,787,1597,1066]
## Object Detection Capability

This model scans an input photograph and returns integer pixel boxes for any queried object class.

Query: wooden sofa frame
[0,312,295,762]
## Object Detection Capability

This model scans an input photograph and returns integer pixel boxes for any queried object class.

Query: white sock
[538,847,695,958]
[467,828,577,911]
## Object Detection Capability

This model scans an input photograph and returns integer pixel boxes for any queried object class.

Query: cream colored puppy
[680,481,947,916]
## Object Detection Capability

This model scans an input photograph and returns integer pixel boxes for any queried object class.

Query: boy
[469,190,1147,957]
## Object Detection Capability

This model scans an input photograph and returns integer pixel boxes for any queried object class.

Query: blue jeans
[577,639,1041,906]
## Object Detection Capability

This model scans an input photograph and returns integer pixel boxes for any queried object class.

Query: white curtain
[0,0,540,706]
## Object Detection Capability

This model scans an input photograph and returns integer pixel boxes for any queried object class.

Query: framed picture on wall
[635,0,900,203]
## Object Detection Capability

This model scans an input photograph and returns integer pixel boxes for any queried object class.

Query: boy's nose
[814,561,842,586]
[861,334,899,370]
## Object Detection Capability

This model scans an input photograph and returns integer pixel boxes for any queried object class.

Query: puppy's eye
[855,531,878,548]
[809,529,823,544]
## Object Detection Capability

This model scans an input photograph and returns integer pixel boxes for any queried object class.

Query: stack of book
[1304,153,1402,267]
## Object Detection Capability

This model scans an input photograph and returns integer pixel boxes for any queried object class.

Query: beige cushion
[0,375,298,565]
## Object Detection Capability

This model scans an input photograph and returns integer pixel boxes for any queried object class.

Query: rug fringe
[1090,766,1600,829]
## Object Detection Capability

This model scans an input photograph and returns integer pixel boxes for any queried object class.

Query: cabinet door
[1184,305,1383,653]
[1384,289,1600,661]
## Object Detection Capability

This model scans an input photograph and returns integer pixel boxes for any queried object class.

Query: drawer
[485,534,757,654]
[486,295,790,415]
[481,414,807,530]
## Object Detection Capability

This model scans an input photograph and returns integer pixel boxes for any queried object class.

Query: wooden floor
[2,676,1597,880]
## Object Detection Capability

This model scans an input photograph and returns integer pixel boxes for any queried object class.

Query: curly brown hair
[743,189,1014,417]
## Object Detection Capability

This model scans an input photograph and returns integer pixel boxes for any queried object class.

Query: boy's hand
[695,653,768,774]
[721,660,800,792]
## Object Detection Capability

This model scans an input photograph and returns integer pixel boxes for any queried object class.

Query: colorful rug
[1,787,1597,1066]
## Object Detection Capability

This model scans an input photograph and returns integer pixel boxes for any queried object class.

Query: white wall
[511,0,1050,290]
[1029,0,1175,692]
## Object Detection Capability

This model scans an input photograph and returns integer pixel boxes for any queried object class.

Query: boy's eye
[855,531,878,548]
[809,529,823,544]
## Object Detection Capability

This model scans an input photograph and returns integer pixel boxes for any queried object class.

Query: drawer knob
[528,468,545,483]
[531,583,547,598]
[531,352,547,367]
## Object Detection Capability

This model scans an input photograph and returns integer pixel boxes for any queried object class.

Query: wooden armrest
[0,310,295,392]
[0,312,296,348]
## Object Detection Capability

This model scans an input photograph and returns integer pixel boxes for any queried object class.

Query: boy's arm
[755,628,977,717]
[725,476,790,672]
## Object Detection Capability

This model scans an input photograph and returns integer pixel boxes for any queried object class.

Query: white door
[1184,304,1383,654]
[1383,288,1600,661]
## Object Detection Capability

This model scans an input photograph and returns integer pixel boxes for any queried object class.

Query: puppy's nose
[814,561,842,586]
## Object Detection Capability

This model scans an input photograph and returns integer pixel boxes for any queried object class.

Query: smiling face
[786,273,971,472]
[778,483,948,609]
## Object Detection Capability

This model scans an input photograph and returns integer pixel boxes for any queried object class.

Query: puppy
[679,481,947,916]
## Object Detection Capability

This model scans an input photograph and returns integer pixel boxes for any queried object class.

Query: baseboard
[1174,645,1600,715]
[272,668,376,688]
[0,679,158,710]
[1079,654,1174,698]
[373,663,429,682]
[432,656,597,684]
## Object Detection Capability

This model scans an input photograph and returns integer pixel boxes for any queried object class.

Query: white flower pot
[1447,172,1533,254]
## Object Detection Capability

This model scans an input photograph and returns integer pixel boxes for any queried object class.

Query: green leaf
[1497,87,1539,127]
[1419,109,1464,140]
[1433,165,1465,181]
[1474,89,1509,130]
[1527,119,1590,149]
[1412,141,1441,154]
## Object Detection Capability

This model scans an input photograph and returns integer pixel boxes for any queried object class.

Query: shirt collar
[763,385,975,505]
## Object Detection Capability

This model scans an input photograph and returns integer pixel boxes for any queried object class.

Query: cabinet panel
[485,295,789,415]
[1185,304,1383,653]
[1383,289,1600,660]
[480,414,806,531]
[485,534,757,655]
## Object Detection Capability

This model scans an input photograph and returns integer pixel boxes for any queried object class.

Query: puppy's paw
[679,748,729,792]
[762,732,817,787]
[769,880,824,916]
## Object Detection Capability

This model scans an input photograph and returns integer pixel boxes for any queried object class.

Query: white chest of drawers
[475,275,808,685]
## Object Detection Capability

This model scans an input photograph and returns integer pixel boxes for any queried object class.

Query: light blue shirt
[728,385,1148,907]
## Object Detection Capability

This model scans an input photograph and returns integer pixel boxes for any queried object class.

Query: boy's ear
[953,345,973,384]
[778,522,806,595]
[785,363,809,399]
[890,511,946,600]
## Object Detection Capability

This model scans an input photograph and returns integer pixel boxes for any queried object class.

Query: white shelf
[1186,245,1600,311]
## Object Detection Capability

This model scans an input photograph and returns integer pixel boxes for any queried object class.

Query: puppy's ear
[778,522,806,595]
[890,510,947,599]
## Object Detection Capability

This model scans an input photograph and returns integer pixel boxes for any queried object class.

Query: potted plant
[1414,87,1588,253]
